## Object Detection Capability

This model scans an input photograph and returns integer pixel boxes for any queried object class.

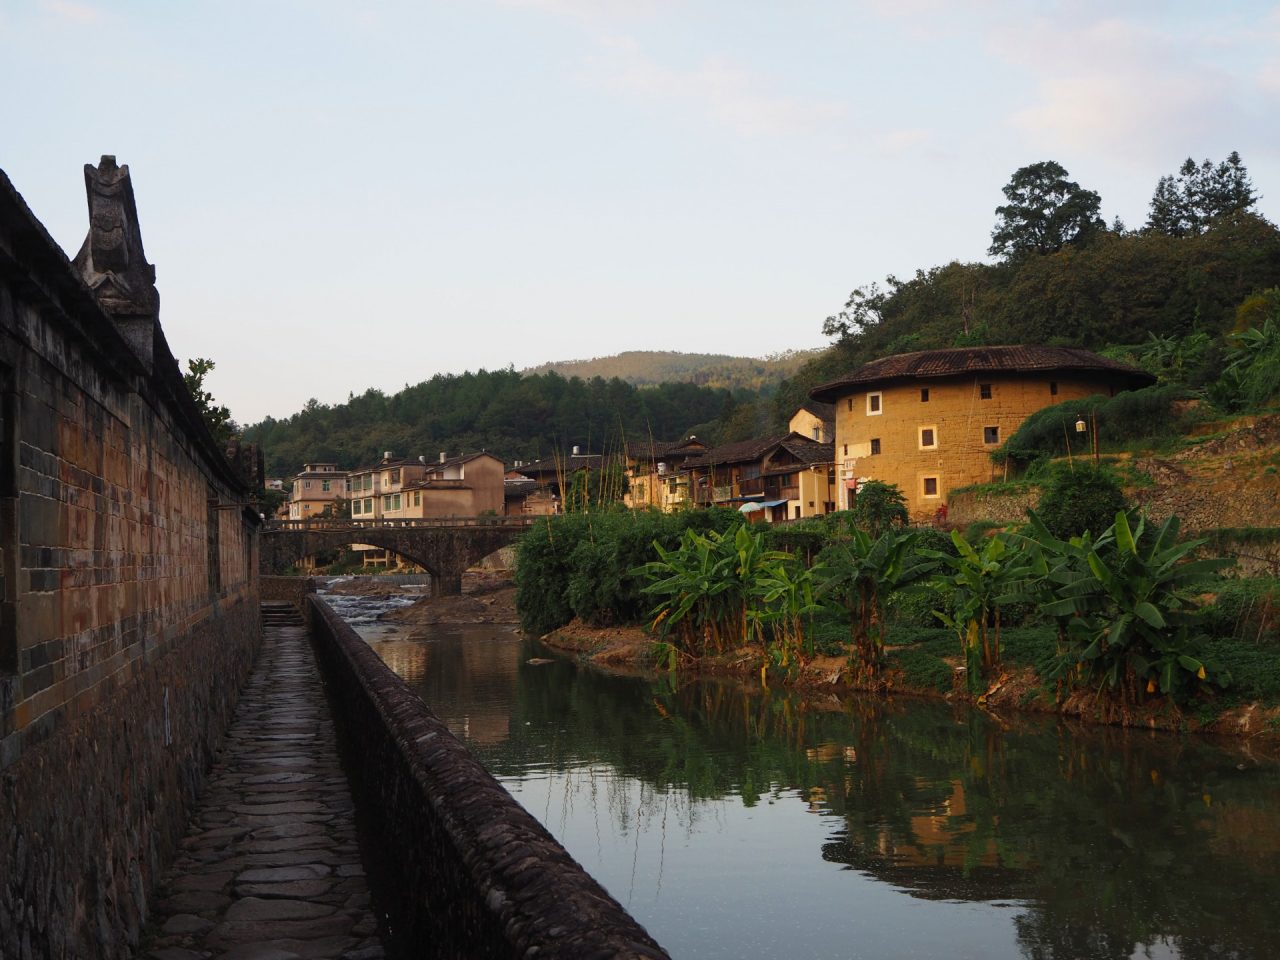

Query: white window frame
[918,425,938,450]
[866,392,883,416]
[922,476,941,499]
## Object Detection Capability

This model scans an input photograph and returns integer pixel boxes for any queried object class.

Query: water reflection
[366,627,1280,960]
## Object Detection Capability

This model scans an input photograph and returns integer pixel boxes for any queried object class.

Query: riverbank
[542,618,1280,742]
[342,570,520,625]
[333,570,1280,742]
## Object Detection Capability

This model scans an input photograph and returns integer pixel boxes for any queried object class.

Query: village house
[788,403,834,443]
[809,345,1156,521]
[503,447,601,515]
[622,436,708,511]
[682,431,836,524]
[383,452,506,519]
[287,462,350,519]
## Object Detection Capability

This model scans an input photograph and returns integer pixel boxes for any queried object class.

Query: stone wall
[307,597,670,960]
[0,160,261,958]
[946,486,1039,528]
[260,575,316,612]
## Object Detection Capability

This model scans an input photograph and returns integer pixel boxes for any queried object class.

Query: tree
[822,281,891,342]
[1146,151,1258,237]
[814,529,936,683]
[928,530,1032,693]
[844,479,909,538]
[1036,466,1127,541]
[989,161,1104,259]
[183,357,236,445]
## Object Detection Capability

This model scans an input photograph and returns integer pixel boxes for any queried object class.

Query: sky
[2,0,1278,424]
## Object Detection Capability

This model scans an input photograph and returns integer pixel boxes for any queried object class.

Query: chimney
[572,445,580,456]
[439,451,446,463]
[383,451,392,462]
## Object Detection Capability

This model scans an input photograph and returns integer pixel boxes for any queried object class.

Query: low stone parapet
[307,596,670,959]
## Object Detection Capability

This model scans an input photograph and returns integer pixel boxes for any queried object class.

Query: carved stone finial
[73,156,160,367]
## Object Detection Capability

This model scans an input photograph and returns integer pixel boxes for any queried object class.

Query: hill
[243,369,738,478]
[523,350,818,393]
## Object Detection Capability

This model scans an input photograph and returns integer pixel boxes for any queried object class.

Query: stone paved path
[143,605,386,960]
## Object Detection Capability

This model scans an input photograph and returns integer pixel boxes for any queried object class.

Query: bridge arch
[261,518,534,596]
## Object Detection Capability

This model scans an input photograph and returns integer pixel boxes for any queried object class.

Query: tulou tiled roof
[682,433,833,469]
[809,345,1155,402]
[624,437,708,461]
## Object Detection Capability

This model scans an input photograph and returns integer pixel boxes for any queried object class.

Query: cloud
[38,0,102,24]
[873,128,933,153]
[585,35,848,138]
[994,15,1250,164]
[493,0,677,24]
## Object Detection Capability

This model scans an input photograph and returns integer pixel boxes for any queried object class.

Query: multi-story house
[347,452,430,520]
[809,345,1155,520]
[683,431,836,524]
[384,453,505,519]
[504,447,600,514]
[286,462,350,519]
[623,437,708,512]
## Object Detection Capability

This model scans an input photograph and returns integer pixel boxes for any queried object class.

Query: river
[321,584,1280,960]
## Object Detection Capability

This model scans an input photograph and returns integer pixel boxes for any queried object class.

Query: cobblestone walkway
[143,605,386,960]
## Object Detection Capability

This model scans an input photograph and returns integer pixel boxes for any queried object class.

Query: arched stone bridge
[260,517,537,595]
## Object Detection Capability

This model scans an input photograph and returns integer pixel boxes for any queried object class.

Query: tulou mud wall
[0,160,261,958]
[307,597,670,960]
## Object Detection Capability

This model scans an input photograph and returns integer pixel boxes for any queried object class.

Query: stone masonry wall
[0,163,261,958]
[307,597,669,960]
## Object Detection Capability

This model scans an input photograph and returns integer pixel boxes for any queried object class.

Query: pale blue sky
[3,0,1278,423]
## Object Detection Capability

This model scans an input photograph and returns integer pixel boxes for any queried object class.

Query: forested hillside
[244,369,737,477]
[770,154,1280,419]
[524,350,817,392]
[243,153,1280,477]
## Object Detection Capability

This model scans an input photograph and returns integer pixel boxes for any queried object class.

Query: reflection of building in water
[823,779,1023,902]
[372,631,518,746]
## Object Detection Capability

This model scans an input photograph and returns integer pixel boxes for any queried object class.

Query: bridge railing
[264,516,537,532]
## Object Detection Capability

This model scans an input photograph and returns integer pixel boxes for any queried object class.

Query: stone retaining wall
[261,575,317,619]
[307,597,670,959]
[0,596,259,958]
[946,486,1038,527]
[0,159,262,958]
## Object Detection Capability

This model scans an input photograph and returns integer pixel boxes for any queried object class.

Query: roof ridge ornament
[73,155,161,370]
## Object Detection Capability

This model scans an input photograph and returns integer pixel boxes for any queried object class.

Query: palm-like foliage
[1017,510,1229,705]
[638,525,790,657]
[814,529,936,683]
[928,531,1033,693]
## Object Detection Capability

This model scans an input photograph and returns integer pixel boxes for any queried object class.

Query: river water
[321,584,1280,960]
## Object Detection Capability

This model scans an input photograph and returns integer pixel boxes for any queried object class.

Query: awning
[739,498,789,513]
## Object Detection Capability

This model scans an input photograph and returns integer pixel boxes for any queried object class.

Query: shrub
[993,384,1190,466]
[1035,466,1128,540]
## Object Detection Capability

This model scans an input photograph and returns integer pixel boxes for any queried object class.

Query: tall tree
[989,161,1104,259]
[1146,151,1258,237]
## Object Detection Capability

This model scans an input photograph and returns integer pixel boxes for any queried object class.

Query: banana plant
[1072,511,1229,701]
[814,528,936,683]
[637,524,789,657]
[927,530,1033,694]
[1016,510,1230,704]
[755,559,822,671]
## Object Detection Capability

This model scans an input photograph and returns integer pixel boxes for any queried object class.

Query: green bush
[993,384,1190,466]
[1200,577,1280,644]
[890,646,954,692]
[1035,466,1128,540]
[514,507,742,635]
